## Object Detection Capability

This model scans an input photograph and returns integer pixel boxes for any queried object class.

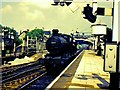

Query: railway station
[0,0,120,90]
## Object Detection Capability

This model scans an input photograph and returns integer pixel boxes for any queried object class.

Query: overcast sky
[0,0,113,34]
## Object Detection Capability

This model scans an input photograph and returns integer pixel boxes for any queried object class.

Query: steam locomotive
[44,29,78,74]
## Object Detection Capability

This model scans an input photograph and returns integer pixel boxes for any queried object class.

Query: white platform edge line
[45,50,84,90]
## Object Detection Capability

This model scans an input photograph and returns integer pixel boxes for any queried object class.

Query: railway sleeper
[4,83,18,88]
[2,71,42,89]
[9,85,19,89]
[20,78,26,82]
[2,87,11,90]
[17,79,24,84]
[3,80,25,89]
[16,79,23,84]
[3,77,27,87]
[29,76,33,79]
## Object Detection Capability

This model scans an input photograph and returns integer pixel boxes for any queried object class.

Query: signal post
[83,0,120,89]
[107,0,120,89]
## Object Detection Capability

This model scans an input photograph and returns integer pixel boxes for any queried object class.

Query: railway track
[1,60,41,72]
[1,51,46,72]
[17,72,53,90]
[2,71,47,90]
[2,65,45,83]
[1,59,46,90]
[1,50,83,90]
[1,59,44,78]
[16,50,84,90]
[1,61,42,79]
[2,65,56,90]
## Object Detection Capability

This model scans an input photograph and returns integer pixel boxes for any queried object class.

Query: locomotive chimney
[52,29,59,36]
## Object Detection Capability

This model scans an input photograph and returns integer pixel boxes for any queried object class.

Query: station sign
[104,42,117,72]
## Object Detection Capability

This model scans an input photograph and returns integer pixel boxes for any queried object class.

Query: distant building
[1,29,15,57]
[74,32,92,39]
[27,36,37,53]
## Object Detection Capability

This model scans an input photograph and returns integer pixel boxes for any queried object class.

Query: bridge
[75,38,94,45]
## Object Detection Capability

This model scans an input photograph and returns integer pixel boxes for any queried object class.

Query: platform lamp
[91,24,107,55]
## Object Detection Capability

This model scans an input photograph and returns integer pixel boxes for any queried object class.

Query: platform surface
[68,50,110,90]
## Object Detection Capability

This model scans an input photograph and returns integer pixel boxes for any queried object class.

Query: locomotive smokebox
[52,29,59,36]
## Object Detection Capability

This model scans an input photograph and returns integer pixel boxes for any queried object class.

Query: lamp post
[0,26,2,59]
[16,29,29,56]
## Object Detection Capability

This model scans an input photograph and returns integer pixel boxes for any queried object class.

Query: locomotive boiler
[44,29,77,74]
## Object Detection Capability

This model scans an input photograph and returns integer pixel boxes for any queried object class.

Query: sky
[0,0,113,34]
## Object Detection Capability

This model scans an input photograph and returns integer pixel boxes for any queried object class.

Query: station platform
[68,50,110,90]
[48,50,110,90]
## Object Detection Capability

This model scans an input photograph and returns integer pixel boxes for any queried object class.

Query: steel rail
[2,65,43,79]
[1,65,45,83]
[18,72,47,90]
[1,60,40,73]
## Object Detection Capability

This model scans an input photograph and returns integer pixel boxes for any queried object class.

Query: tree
[1,25,23,46]
[23,28,44,40]
[9,28,23,46]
